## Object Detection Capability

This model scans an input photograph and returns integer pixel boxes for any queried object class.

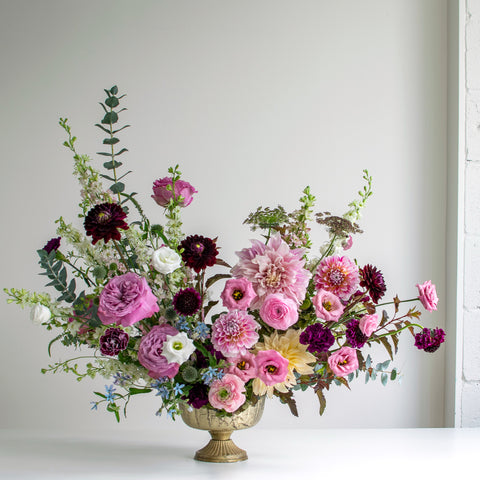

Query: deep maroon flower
[179,235,218,273]
[43,237,61,254]
[99,328,129,356]
[414,328,446,353]
[172,288,202,316]
[360,264,386,304]
[346,319,368,348]
[84,202,129,245]
[299,323,335,354]
[194,343,225,369]
[184,383,209,409]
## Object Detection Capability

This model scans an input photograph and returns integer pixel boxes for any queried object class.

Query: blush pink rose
[208,373,246,413]
[256,350,289,386]
[260,293,299,330]
[138,324,180,379]
[151,177,197,207]
[359,313,379,337]
[416,280,438,312]
[312,289,344,322]
[226,351,257,382]
[328,346,359,377]
[220,277,257,310]
[98,272,159,327]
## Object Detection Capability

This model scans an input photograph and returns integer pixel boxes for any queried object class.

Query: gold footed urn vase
[179,395,265,463]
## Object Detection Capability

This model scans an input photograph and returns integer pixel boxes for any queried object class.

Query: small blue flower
[105,384,116,403]
[201,367,223,385]
[113,372,132,387]
[173,383,185,396]
[175,317,190,332]
[90,401,98,411]
[194,323,210,341]
[155,386,170,400]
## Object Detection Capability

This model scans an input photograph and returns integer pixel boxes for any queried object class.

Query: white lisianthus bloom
[30,304,51,325]
[162,332,196,364]
[151,246,182,274]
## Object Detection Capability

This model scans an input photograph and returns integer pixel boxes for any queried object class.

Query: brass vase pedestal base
[194,430,247,463]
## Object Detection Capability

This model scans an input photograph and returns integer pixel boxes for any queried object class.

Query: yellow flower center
[232,289,244,301]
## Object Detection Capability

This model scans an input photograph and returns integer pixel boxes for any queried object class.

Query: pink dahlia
[220,277,257,311]
[231,233,310,309]
[208,373,246,413]
[315,255,359,300]
[211,310,260,357]
[312,289,344,322]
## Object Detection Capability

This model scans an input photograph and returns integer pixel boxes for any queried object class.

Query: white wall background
[0,0,447,433]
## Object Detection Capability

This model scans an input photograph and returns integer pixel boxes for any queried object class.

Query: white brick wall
[463,0,480,427]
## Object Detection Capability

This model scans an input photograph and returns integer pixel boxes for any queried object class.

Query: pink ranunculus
[98,272,159,327]
[137,324,180,379]
[359,313,379,337]
[226,351,257,382]
[328,346,359,377]
[151,177,197,207]
[416,280,438,312]
[312,289,344,322]
[255,350,289,386]
[260,293,299,330]
[208,373,246,413]
[220,277,257,311]
[211,310,260,357]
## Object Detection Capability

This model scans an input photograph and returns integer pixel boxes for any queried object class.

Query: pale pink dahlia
[231,233,310,309]
[315,255,359,300]
[211,310,260,357]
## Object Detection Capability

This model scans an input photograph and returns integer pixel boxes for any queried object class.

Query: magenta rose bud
[220,277,257,311]
[359,313,379,337]
[260,293,299,330]
[208,373,246,413]
[151,177,197,207]
[416,280,439,312]
[312,289,344,322]
[138,324,180,379]
[256,350,289,386]
[328,346,359,377]
[98,272,159,327]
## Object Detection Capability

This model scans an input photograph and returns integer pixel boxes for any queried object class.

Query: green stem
[373,323,423,340]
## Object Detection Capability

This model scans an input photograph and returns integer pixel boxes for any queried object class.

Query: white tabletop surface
[1,427,478,480]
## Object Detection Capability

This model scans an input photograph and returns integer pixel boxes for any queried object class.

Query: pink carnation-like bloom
[231,233,310,309]
[315,255,359,300]
[328,346,359,377]
[416,280,438,312]
[151,177,197,207]
[226,351,257,382]
[98,272,159,327]
[137,324,180,379]
[220,277,257,311]
[359,313,379,337]
[256,349,290,386]
[260,293,299,330]
[208,373,246,413]
[312,289,344,322]
[211,310,260,357]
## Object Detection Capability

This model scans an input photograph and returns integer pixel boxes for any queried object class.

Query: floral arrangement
[5,86,445,422]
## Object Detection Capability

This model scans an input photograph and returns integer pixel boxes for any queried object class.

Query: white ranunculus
[30,304,51,325]
[162,332,196,364]
[151,246,182,274]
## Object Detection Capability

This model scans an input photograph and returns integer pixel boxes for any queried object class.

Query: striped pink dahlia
[231,233,310,309]
[211,310,260,357]
[315,255,359,300]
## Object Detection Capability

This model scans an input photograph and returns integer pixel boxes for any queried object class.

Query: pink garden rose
[220,277,257,311]
[151,177,197,207]
[416,280,438,312]
[137,324,180,379]
[255,350,289,386]
[98,272,159,327]
[328,346,359,377]
[208,373,246,413]
[226,351,257,382]
[211,310,260,357]
[359,313,379,337]
[312,289,344,322]
[260,293,299,330]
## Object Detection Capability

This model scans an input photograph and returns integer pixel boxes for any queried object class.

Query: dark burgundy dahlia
[299,323,335,354]
[179,235,218,273]
[360,264,386,304]
[346,319,368,348]
[84,202,129,245]
[43,237,61,254]
[184,383,209,409]
[172,288,202,316]
[414,328,446,353]
[99,328,129,356]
